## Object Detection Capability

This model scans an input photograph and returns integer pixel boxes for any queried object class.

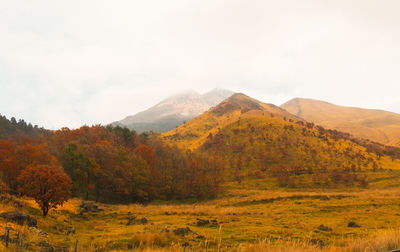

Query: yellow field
[2,178,400,251]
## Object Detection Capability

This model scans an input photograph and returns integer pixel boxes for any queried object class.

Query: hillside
[113,88,234,133]
[163,93,300,150]
[281,98,400,147]
[164,93,400,187]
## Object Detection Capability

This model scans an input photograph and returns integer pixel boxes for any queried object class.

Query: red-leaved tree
[17,164,71,216]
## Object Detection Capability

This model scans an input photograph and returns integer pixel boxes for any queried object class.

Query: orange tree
[17,164,71,216]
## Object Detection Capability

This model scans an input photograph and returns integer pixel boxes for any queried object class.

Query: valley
[1,93,400,251]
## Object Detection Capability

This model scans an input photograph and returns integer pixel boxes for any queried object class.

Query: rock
[294,201,301,204]
[197,219,210,226]
[0,212,37,227]
[79,202,102,214]
[310,238,324,247]
[196,235,205,239]
[173,227,192,236]
[197,218,218,227]
[52,224,76,235]
[318,224,332,231]
[127,216,136,225]
[127,216,148,225]
[210,219,219,227]
[320,196,330,201]
[348,221,360,228]
[140,217,148,224]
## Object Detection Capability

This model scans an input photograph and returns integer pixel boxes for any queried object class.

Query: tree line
[0,119,224,215]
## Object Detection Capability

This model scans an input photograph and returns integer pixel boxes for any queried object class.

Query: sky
[1,0,400,129]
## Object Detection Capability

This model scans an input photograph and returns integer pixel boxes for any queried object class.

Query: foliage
[17,164,71,216]
[0,140,58,191]
[199,117,386,187]
[0,114,45,139]
[43,125,223,203]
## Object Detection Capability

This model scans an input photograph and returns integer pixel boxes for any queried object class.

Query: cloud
[1,0,400,128]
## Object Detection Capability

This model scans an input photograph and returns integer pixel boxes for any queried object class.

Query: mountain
[113,88,234,133]
[163,93,400,187]
[281,98,400,147]
[163,93,301,150]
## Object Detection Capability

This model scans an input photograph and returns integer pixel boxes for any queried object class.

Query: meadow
[1,173,400,251]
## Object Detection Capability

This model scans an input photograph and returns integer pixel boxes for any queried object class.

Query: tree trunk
[42,202,49,217]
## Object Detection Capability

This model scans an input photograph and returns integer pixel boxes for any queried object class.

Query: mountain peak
[211,93,264,116]
[168,90,200,99]
[113,88,234,133]
[163,93,301,150]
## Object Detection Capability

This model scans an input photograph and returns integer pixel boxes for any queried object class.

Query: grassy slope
[162,93,301,150]
[2,184,400,251]
[199,115,400,184]
[164,93,400,187]
[281,98,400,147]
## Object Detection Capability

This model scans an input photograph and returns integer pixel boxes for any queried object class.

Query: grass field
[1,174,400,251]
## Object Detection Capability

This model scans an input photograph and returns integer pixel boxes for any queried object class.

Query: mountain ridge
[163,92,400,188]
[281,97,400,147]
[113,88,234,133]
[163,93,303,150]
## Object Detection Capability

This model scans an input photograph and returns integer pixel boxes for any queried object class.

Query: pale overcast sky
[1,0,400,129]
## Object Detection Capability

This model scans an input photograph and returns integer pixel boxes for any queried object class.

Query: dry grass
[281,97,400,147]
[1,187,400,251]
[240,228,400,252]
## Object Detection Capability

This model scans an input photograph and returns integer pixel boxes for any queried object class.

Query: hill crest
[163,93,301,150]
[281,98,400,147]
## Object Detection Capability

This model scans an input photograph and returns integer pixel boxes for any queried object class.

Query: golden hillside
[281,98,400,147]
[162,93,300,150]
[164,93,400,188]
